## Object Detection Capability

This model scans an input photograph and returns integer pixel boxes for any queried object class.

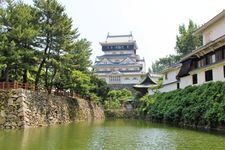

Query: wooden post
[25,83,28,90]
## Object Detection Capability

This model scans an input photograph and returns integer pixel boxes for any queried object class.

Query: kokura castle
[92,33,146,89]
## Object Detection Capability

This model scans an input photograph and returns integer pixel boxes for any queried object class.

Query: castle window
[177,83,180,89]
[109,76,121,82]
[192,74,198,84]
[215,49,223,62]
[206,54,213,65]
[224,66,225,78]
[191,60,198,70]
[165,73,168,80]
[198,58,206,67]
[205,70,213,82]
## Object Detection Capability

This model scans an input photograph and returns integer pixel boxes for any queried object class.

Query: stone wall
[0,89,104,129]
[104,109,138,119]
[109,84,136,91]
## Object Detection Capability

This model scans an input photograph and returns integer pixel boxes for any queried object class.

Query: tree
[89,74,110,103]
[33,0,78,91]
[151,55,180,73]
[151,20,202,73]
[104,89,133,109]
[175,20,203,56]
[0,0,38,82]
[62,39,92,72]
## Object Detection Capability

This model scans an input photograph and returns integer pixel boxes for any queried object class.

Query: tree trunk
[48,68,57,94]
[35,58,46,90]
[44,66,49,90]
[34,35,50,90]
[3,66,10,82]
[22,69,28,83]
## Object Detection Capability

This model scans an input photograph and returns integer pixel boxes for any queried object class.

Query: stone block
[18,111,25,117]
[0,110,6,117]
[7,114,16,119]
[0,116,5,125]
[11,94,18,98]
[16,97,24,103]
[8,98,14,106]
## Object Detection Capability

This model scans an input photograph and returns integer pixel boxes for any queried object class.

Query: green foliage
[138,81,225,128]
[151,20,202,73]
[0,1,39,82]
[176,20,203,55]
[0,0,107,104]
[151,55,180,73]
[104,89,133,109]
[54,70,105,104]
[89,74,110,104]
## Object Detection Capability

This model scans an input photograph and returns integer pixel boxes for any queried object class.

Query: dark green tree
[104,89,133,109]
[33,0,78,91]
[151,20,202,73]
[89,74,110,104]
[62,39,92,72]
[151,55,180,73]
[0,0,38,82]
[175,19,203,56]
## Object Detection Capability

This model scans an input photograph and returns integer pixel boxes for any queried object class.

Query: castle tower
[92,33,146,89]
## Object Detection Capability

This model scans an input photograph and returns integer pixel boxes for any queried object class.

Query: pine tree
[0,1,38,82]
[175,20,203,56]
[33,0,78,91]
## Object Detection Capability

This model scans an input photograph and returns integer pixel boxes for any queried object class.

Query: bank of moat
[0,89,104,129]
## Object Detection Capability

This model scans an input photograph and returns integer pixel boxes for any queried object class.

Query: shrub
[104,88,133,109]
[138,81,225,128]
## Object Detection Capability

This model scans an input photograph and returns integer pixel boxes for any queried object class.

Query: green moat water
[0,119,225,150]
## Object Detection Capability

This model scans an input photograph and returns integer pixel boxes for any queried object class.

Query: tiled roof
[97,54,133,58]
[95,70,143,73]
[105,34,134,43]
[93,63,142,67]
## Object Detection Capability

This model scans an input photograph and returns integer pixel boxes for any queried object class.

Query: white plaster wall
[213,65,225,82]
[98,75,142,84]
[180,76,192,89]
[158,83,178,93]
[121,76,141,84]
[180,64,225,89]
[197,71,205,85]
[203,16,225,45]
[163,69,179,85]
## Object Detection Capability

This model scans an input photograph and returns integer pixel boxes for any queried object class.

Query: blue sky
[24,0,225,69]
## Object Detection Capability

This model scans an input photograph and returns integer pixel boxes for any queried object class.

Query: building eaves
[193,10,225,35]
[93,63,142,67]
[160,63,181,74]
[181,34,225,62]
[95,70,144,73]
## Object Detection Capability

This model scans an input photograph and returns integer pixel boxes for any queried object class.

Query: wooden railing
[0,82,81,98]
[0,82,35,90]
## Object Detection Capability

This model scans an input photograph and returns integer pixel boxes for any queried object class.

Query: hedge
[138,81,225,128]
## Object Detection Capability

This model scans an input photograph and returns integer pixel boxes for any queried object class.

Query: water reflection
[0,119,225,150]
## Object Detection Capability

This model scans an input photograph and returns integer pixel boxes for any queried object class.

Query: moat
[1,119,225,150]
